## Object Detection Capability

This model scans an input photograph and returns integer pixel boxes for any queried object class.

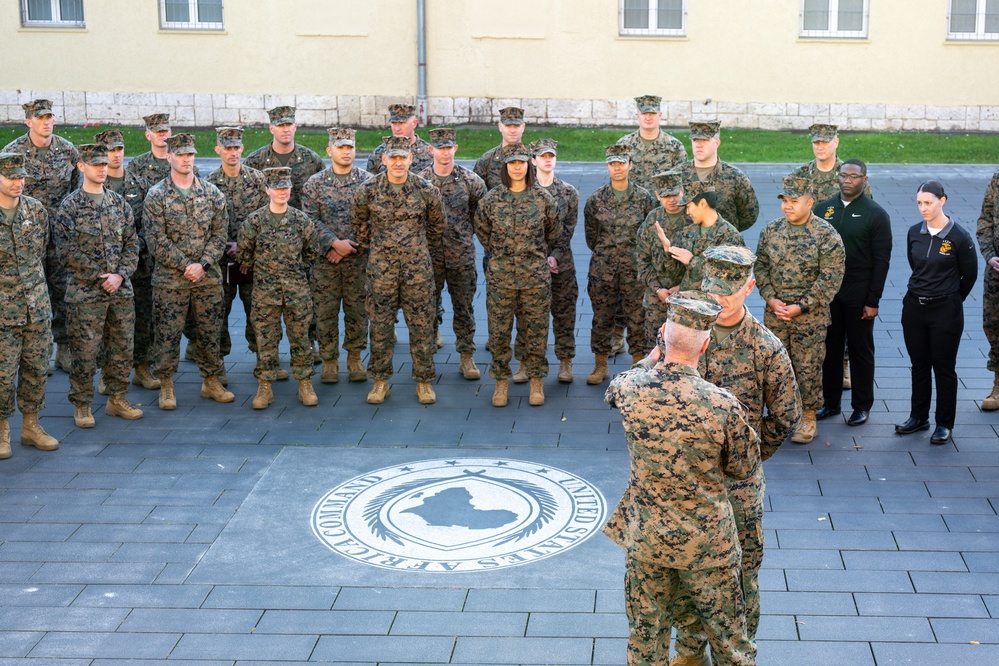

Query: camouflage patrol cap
[500,142,530,163]
[267,106,296,125]
[778,176,813,200]
[688,119,721,140]
[651,170,683,197]
[165,133,197,155]
[0,153,28,178]
[701,246,758,296]
[215,127,244,147]
[499,106,525,125]
[327,127,356,147]
[666,291,723,331]
[677,180,716,207]
[388,104,416,122]
[605,144,631,163]
[634,95,662,113]
[531,138,558,156]
[94,129,124,150]
[22,99,53,118]
[428,128,457,148]
[77,144,109,166]
[263,167,293,189]
[809,123,838,142]
[382,136,412,157]
[143,113,170,132]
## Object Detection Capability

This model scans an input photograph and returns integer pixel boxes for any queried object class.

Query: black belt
[913,293,950,305]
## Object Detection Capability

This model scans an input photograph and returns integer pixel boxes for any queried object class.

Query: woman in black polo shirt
[896,181,978,444]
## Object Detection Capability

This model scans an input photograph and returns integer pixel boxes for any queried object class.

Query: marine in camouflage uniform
[55,144,143,427]
[418,128,486,375]
[636,171,687,343]
[365,104,434,175]
[615,95,688,192]
[787,123,872,201]
[584,144,657,380]
[977,169,999,409]
[127,113,200,187]
[473,142,560,407]
[238,168,335,408]
[3,100,81,369]
[352,136,446,405]
[0,153,59,458]
[604,295,759,666]
[303,127,373,384]
[668,181,746,292]
[755,176,845,444]
[243,106,324,210]
[143,134,232,409]
[668,248,802,664]
[96,130,156,384]
[473,106,527,191]
[206,127,268,361]
[675,120,759,232]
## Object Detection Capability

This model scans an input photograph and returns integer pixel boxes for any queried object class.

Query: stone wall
[2,90,997,132]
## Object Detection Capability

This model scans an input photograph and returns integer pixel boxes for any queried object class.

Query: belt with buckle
[916,294,949,305]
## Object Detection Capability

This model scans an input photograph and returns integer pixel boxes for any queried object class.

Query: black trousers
[822,297,876,411]
[901,292,963,429]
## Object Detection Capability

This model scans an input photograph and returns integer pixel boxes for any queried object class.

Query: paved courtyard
[2,159,999,665]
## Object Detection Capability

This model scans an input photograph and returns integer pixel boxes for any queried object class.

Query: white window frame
[159,0,224,31]
[948,0,999,40]
[619,0,687,37]
[20,0,85,28]
[799,0,869,39]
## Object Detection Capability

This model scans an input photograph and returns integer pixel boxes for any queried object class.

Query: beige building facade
[4,0,999,131]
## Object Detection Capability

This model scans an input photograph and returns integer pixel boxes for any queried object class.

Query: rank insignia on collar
[824,207,835,219]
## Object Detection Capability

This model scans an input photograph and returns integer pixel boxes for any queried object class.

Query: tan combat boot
[252,380,273,410]
[0,420,10,459]
[298,379,319,407]
[609,327,625,356]
[367,379,390,404]
[276,368,290,381]
[21,413,58,451]
[55,344,72,372]
[74,405,96,428]
[159,376,176,410]
[791,409,817,444]
[492,379,509,407]
[512,362,528,384]
[460,353,480,380]
[416,382,436,405]
[132,364,161,390]
[669,651,711,666]
[347,350,367,382]
[321,359,339,384]
[529,377,545,406]
[217,365,229,387]
[557,358,573,384]
[587,354,609,385]
[983,372,999,411]
[106,395,143,420]
[201,375,235,403]
[97,374,108,395]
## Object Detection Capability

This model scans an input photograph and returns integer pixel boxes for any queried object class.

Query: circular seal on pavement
[311,458,607,572]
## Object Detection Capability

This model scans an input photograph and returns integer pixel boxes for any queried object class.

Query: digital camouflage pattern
[127,152,175,189]
[978,171,999,371]
[473,145,505,191]
[0,195,51,419]
[786,158,872,202]
[365,136,434,175]
[352,173,446,382]
[541,177,580,360]
[418,163,486,354]
[755,214,845,409]
[243,143,324,210]
[636,208,686,341]
[584,183,657,356]
[474,185,561,379]
[670,215,746,291]
[675,159,760,232]
[238,206,333,381]
[615,130,688,192]
[605,360,759,666]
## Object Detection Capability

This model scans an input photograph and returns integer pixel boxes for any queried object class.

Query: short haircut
[663,320,710,357]
[692,191,719,209]
[840,158,867,175]
[917,180,947,199]
[501,160,536,188]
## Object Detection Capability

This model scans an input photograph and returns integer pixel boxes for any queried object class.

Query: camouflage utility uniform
[473,145,505,192]
[669,216,746,291]
[788,158,871,202]
[542,176,580,361]
[676,160,760,232]
[243,144,323,210]
[636,208,686,342]
[366,137,433,176]
[615,130,687,192]
[977,171,999,390]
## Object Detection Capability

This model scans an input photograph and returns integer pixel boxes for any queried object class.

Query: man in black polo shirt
[814,159,892,426]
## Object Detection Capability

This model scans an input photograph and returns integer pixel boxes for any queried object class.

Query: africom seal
[311,458,607,572]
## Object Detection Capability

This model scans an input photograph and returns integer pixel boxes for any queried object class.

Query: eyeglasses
[838,173,866,181]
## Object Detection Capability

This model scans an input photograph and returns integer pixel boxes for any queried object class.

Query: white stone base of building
[2,90,998,132]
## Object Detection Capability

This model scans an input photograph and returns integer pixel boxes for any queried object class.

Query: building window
[949,0,999,40]
[160,0,224,31]
[619,0,686,37]
[20,0,85,27]
[800,0,868,38]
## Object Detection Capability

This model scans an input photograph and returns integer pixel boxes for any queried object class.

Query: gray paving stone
[818,479,930,497]
[68,524,194,543]
[0,632,43,658]
[756,640,876,666]
[944,514,999,532]
[912,572,999,594]
[879,497,996,514]
[767,495,884,513]
[757,614,800,640]
[27,631,181,658]
[70,584,212,608]
[592,637,627,666]
[526,612,627,637]
[311,636,455,663]
[0,584,82,607]
[27,505,153,524]
[202,585,337,610]
[465,588,595,612]
[1,473,79,489]
[145,505,236,524]
[963,552,999,573]
[761,591,857,615]
[855,592,990,617]
[594,590,625,613]
[786,570,914,593]
[254,610,393,635]
[170,634,317,661]
[0,607,127,632]
[871,641,999,664]
[109,543,207,563]
[102,488,222,506]
[0,489,111,506]
[842,550,968,571]
[64,473,179,489]
[795,615,934,642]
[896,532,998,551]
[153,562,195,584]
[451,637,594,664]
[0,541,120,563]
[762,512,833,530]
[759,548,843,570]
[29,563,164,585]
[830,512,948,531]
[0,523,79,542]
[776,529,898,550]
[118,608,262,633]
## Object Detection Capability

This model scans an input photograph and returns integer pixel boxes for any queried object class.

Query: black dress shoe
[930,426,952,445]
[895,417,930,435]
[847,409,869,426]
[815,406,841,420]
